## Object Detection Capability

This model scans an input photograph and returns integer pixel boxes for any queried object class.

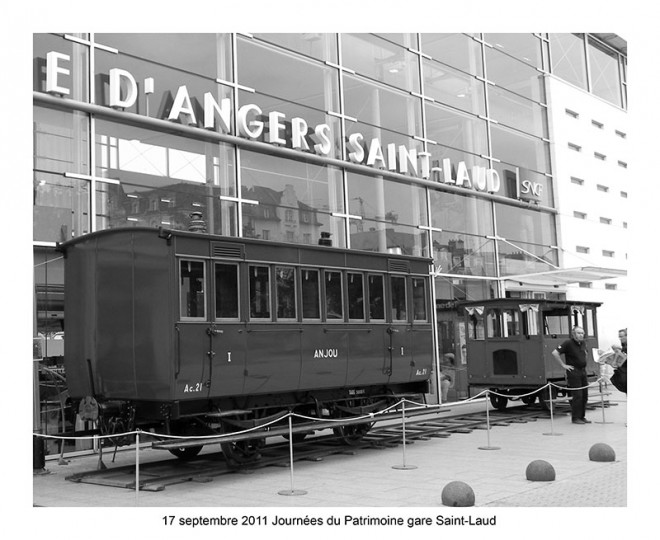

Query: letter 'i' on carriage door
[175,259,209,398]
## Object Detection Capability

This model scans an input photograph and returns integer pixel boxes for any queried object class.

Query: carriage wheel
[521,394,537,405]
[489,393,508,411]
[220,421,265,468]
[168,445,203,460]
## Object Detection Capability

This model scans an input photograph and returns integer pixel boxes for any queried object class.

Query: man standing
[552,326,591,424]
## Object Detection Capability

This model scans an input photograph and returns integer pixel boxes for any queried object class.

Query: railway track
[64,403,567,491]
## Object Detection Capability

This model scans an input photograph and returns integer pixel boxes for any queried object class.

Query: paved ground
[28,389,636,538]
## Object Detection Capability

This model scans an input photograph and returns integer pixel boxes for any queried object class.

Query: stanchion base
[278,489,308,496]
[478,446,501,450]
[594,421,613,424]
[392,465,418,470]
[33,468,50,476]
[542,432,563,436]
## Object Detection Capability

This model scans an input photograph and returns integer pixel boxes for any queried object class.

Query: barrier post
[478,391,500,450]
[135,430,140,505]
[542,383,562,436]
[595,379,612,424]
[393,400,417,470]
[278,415,307,496]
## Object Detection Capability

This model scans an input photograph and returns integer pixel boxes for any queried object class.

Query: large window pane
[498,241,559,276]
[488,86,548,138]
[253,33,338,63]
[421,34,483,77]
[342,34,420,92]
[485,47,545,102]
[495,204,556,245]
[429,189,493,236]
[549,33,587,90]
[490,124,549,174]
[484,34,543,68]
[94,119,236,234]
[493,162,554,207]
[97,33,233,81]
[432,232,496,277]
[588,37,623,106]
[240,151,344,246]
[237,37,339,113]
[425,103,488,156]
[423,59,486,116]
[34,172,90,242]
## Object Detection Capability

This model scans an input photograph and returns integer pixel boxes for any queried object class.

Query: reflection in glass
[429,190,493,236]
[432,232,496,277]
[325,271,343,320]
[240,151,344,246]
[494,203,556,245]
[249,265,270,319]
[215,263,239,319]
[390,276,407,322]
[301,269,320,319]
[347,272,365,321]
[368,274,385,321]
[490,124,549,174]
[497,241,559,277]
[276,266,297,320]
[33,34,89,99]
[94,119,236,234]
[549,33,588,90]
[180,260,206,319]
[487,85,548,138]
[342,34,420,92]
[34,172,90,242]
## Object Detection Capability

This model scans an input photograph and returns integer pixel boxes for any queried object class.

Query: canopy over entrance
[502,266,627,287]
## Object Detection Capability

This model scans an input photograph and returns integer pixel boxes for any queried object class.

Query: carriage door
[175,258,210,399]
[387,275,412,382]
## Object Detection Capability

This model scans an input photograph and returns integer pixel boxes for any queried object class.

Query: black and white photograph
[7,1,657,538]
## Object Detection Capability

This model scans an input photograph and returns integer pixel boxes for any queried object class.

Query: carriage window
[468,310,485,340]
[390,276,407,322]
[325,270,344,320]
[543,309,569,335]
[214,263,239,320]
[412,277,428,321]
[368,274,385,321]
[301,269,320,319]
[486,308,520,338]
[249,265,271,319]
[347,272,365,321]
[179,260,206,319]
[276,266,297,320]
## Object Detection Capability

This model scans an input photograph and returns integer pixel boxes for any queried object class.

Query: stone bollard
[441,481,475,507]
[526,459,556,481]
[589,443,616,462]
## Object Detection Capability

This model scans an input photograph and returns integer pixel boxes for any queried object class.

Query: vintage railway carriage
[60,227,433,460]
[460,298,601,409]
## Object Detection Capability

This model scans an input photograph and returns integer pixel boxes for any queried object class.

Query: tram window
[584,308,596,336]
[390,276,407,322]
[347,272,365,321]
[368,274,385,321]
[301,269,320,319]
[214,263,239,320]
[249,265,271,320]
[180,260,206,319]
[543,309,569,335]
[521,310,540,335]
[275,266,297,320]
[325,270,344,320]
[486,308,520,338]
[412,277,428,322]
[468,312,485,340]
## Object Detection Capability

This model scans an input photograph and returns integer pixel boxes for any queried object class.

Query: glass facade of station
[32,33,627,450]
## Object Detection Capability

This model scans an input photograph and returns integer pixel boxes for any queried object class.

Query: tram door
[436,310,468,401]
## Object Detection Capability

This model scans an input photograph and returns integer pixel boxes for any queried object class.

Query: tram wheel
[537,386,558,410]
[489,393,508,411]
[521,394,537,405]
[169,445,203,460]
[220,421,264,468]
[333,422,373,446]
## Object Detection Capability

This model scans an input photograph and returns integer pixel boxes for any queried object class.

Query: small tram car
[460,298,601,410]
[60,227,434,464]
